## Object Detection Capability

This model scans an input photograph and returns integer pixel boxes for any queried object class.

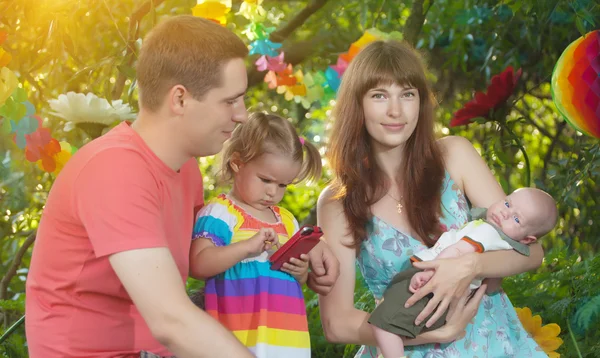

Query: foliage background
[1,0,599,357]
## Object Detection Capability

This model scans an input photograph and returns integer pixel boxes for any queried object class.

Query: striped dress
[193,194,311,358]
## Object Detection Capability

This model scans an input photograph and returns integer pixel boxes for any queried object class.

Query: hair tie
[299,137,306,145]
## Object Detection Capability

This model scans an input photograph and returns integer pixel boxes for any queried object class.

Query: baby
[368,187,558,358]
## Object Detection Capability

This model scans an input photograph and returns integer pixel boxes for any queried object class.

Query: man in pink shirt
[25,15,339,358]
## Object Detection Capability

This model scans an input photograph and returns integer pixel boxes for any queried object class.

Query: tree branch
[111,0,166,100]
[514,107,553,137]
[403,0,432,46]
[0,232,36,301]
[371,0,387,29]
[246,0,331,88]
[542,120,567,181]
[269,0,329,43]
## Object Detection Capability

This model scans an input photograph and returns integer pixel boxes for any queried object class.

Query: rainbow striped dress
[193,194,311,357]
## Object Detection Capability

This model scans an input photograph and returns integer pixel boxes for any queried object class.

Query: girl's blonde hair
[221,112,322,184]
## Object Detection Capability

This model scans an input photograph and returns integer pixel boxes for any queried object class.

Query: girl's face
[362,83,420,151]
[232,152,301,211]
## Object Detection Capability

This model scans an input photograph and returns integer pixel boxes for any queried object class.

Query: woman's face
[362,83,420,150]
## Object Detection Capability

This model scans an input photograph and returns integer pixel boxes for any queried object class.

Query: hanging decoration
[192,0,403,108]
[551,29,600,139]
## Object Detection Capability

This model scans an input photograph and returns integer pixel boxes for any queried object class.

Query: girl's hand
[281,254,309,284]
[243,228,279,258]
[405,253,480,327]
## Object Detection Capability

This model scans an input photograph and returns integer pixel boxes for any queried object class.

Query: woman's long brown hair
[327,40,445,250]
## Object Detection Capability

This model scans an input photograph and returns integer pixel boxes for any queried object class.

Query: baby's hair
[221,112,322,184]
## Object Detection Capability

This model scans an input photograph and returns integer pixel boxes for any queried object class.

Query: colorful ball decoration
[551,30,600,139]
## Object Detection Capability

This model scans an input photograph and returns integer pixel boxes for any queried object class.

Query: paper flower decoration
[0,88,28,124]
[24,117,54,162]
[303,72,326,103]
[264,64,297,89]
[324,67,341,92]
[191,0,232,25]
[330,57,349,77]
[249,38,282,57]
[450,66,522,127]
[255,52,287,72]
[0,48,11,68]
[0,67,18,106]
[237,0,266,22]
[551,30,600,138]
[36,141,76,174]
[515,307,563,358]
[0,30,9,68]
[242,22,275,41]
[12,115,38,149]
[276,70,306,101]
[48,92,136,131]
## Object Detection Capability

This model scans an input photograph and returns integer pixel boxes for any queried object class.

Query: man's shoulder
[65,124,162,181]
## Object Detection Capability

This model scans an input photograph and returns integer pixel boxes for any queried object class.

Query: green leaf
[63,33,75,54]
[573,294,600,332]
[575,17,586,37]
[117,64,136,79]
[473,116,489,124]
[578,9,596,27]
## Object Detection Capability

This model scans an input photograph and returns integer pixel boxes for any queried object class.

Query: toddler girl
[190,112,322,358]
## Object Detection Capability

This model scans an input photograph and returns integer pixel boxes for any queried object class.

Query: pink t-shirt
[25,122,204,357]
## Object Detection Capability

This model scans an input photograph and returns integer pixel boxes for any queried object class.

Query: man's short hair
[136,15,248,111]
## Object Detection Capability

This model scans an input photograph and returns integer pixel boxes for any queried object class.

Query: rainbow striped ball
[551,30,600,139]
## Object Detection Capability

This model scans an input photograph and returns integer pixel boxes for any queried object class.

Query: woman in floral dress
[317,40,548,357]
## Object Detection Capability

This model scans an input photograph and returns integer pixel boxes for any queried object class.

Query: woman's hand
[403,284,486,346]
[405,253,481,327]
[281,254,310,284]
[443,283,487,342]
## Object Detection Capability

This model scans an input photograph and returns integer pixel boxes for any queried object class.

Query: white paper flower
[48,92,136,131]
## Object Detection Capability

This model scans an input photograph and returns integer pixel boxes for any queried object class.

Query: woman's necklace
[386,192,404,214]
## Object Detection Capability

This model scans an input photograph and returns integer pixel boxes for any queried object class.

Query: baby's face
[486,190,541,241]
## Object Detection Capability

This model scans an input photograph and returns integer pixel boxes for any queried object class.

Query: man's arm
[306,240,340,295]
[74,151,251,357]
[110,248,252,358]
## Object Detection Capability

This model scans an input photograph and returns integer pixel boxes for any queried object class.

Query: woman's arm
[317,186,376,345]
[444,135,545,273]
[405,136,545,327]
[317,186,483,346]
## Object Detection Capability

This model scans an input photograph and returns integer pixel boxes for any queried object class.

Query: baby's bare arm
[436,239,478,260]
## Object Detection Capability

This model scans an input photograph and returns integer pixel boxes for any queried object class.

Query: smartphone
[269,225,324,270]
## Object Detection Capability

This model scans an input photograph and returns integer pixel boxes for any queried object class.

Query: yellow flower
[515,307,563,357]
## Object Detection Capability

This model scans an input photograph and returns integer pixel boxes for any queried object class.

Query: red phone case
[269,225,323,270]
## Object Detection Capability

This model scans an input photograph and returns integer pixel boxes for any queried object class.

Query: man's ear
[229,152,243,173]
[168,85,187,116]
[521,235,537,245]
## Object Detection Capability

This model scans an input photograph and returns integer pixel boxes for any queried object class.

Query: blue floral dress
[355,172,548,358]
